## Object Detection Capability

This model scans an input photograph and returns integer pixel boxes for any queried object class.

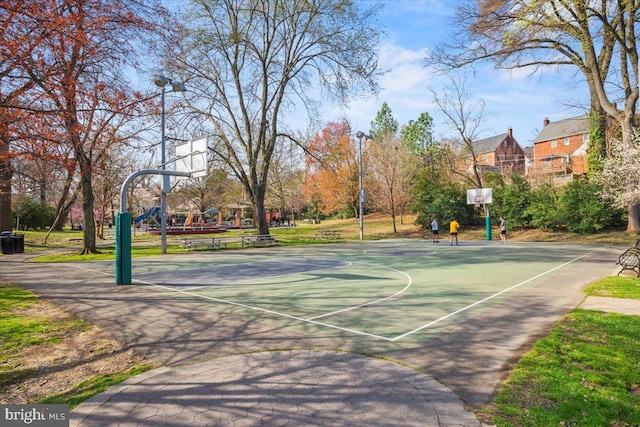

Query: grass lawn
[482,276,640,426]
[0,283,155,408]
[6,214,637,263]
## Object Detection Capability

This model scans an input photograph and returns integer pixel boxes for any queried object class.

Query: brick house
[460,128,526,177]
[529,115,590,185]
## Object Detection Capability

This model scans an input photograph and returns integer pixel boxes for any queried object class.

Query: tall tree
[0,1,50,231]
[427,0,639,233]
[595,131,640,219]
[400,112,434,157]
[5,0,167,253]
[303,121,359,216]
[368,134,414,232]
[369,102,399,141]
[172,0,382,235]
[430,73,488,190]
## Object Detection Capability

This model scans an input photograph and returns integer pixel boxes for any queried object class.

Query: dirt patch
[0,298,155,405]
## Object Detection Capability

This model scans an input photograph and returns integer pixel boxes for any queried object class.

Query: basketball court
[104,239,599,345]
[3,237,621,420]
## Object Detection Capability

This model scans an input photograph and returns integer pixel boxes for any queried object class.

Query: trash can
[13,233,24,253]
[0,232,15,254]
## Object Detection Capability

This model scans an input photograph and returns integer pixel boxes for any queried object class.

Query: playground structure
[134,207,161,228]
[139,208,229,235]
[134,204,261,235]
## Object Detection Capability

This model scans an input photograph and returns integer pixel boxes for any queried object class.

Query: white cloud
[302,2,592,144]
[333,43,435,132]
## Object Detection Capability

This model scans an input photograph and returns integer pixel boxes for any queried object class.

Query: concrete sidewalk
[580,295,640,316]
[71,350,482,427]
[68,295,640,427]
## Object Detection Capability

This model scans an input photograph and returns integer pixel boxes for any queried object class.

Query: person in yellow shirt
[449,218,460,246]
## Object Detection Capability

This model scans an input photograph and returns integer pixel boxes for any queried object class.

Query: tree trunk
[254,191,269,235]
[79,169,98,254]
[620,115,640,235]
[628,203,640,235]
[44,194,77,244]
[0,138,12,232]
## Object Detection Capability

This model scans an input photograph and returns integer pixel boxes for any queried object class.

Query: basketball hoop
[474,194,484,209]
[467,188,493,242]
[467,188,492,205]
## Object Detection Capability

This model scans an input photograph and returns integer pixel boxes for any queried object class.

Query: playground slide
[135,206,160,225]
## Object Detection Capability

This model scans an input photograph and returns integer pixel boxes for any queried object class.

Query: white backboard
[175,137,208,178]
[467,188,493,204]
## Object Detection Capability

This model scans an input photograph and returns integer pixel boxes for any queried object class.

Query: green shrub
[11,195,55,231]
[558,179,623,233]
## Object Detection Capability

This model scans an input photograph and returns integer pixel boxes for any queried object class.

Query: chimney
[543,118,550,126]
[508,127,513,138]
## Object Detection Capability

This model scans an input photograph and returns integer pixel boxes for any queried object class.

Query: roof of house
[533,114,590,144]
[473,133,509,154]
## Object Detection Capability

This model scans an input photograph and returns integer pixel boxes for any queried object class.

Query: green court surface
[128,240,597,343]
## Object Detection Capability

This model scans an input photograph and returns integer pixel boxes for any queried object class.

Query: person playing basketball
[431,217,439,243]
[499,216,507,244]
[449,218,460,246]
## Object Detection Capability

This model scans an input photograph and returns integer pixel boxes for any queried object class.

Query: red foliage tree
[303,121,363,217]
[3,0,167,253]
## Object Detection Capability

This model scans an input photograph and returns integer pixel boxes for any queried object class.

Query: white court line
[66,263,115,277]
[391,251,594,341]
[133,278,395,342]
[66,249,593,343]
[307,266,412,320]
[127,261,396,341]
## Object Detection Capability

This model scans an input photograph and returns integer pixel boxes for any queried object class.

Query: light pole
[355,131,371,240]
[154,74,186,254]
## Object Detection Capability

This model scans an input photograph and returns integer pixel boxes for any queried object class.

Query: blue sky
[320,0,592,147]
[159,0,592,148]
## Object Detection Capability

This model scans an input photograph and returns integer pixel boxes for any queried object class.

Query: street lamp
[154,74,186,254]
[355,131,371,240]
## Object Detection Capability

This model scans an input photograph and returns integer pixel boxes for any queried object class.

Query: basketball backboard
[466,188,493,205]
[175,137,208,179]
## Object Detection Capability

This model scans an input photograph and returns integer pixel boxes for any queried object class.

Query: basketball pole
[118,169,190,285]
[485,205,491,241]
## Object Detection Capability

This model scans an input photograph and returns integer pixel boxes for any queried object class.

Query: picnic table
[315,230,342,240]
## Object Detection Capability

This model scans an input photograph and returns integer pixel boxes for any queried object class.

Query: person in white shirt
[431,217,439,243]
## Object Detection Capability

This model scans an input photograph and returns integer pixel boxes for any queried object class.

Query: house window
[485,154,489,162]
[551,140,557,148]
[564,137,570,145]
[582,133,589,144]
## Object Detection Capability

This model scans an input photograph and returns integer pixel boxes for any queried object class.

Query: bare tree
[268,137,306,223]
[369,134,414,232]
[430,73,488,190]
[427,0,639,233]
[169,0,382,235]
